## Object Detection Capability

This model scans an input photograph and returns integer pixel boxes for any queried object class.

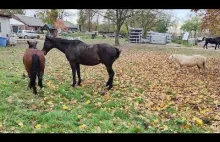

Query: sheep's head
[168,55,174,63]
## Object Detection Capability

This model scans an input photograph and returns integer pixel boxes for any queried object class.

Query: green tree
[38,9,58,25]
[180,16,201,38]
[103,9,132,46]
[155,12,174,33]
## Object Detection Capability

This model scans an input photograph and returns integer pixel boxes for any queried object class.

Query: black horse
[202,37,220,50]
[42,36,121,90]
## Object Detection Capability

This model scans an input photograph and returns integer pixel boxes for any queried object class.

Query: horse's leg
[26,73,31,90]
[76,63,82,86]
[197,65,201,73]
[38,72,44,91]
[203,42,207,49]
[215,44,217,50]
[70,61,76,87]
[104,64,115,90]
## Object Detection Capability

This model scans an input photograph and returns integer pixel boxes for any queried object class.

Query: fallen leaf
[62,105,68,110]
[31,105,37,110]
[35,124,41,129]
[47,101,53,105]
[103,94,111,100]
[17,122,24,128]
[77,115,82,119]
[86,100,91,104]
[193,117,203,125]
[79,124,87,129]
[7,97,12,103]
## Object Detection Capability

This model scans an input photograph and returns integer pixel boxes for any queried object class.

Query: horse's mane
[48,37,85,45]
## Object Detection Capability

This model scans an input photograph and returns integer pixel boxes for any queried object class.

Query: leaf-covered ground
[0,39,220,133]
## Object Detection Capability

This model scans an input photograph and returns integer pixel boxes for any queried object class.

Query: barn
[0,14,11,38]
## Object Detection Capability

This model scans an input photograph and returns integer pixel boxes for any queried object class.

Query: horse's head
[168,54,175,64]
[27,40,38,49]
[202,37,206,41]
[42,36,54,55]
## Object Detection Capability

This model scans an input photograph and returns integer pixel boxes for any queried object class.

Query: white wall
[0,17,11,37]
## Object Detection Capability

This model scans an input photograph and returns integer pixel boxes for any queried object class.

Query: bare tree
[135,9,164,37]
[58,9,75,20]
[77,9,87,32]
[85,9,98,32]
[102,9,132,46]
[0,9,26,15]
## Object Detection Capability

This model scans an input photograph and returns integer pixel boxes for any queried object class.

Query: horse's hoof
[107,85,113,90]
[71,84,75,87]
[106,82,110,86]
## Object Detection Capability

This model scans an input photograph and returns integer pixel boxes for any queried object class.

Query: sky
[25,9,192,26]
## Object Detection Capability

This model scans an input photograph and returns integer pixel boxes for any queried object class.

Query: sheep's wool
[171,54,206,67]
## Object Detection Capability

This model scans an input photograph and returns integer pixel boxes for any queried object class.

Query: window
[0,22,1,32]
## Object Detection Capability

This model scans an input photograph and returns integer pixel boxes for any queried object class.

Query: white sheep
[168,54,207,73]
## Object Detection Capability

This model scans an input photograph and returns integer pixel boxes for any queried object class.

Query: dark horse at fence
[23,41,45,95]
[41,36,121,90]
[202,37,220,50]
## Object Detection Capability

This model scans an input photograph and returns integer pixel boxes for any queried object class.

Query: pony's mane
[47,37,84,44]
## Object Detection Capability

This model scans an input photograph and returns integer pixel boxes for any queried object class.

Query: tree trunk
[115,26,120,46]
[125,22,129,36]
[88,17,91,32]
[143,25,147,37]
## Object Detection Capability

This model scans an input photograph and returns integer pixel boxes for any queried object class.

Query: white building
[0,14,11,37]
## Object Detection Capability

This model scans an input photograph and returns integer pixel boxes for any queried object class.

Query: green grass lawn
[0,39,220,133]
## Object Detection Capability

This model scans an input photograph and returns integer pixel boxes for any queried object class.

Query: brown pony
[23,41,45,95]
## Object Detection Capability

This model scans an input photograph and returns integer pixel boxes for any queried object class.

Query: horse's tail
[30,54,40,89]
[114,47,121,59]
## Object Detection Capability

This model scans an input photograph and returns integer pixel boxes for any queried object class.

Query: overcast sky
[25,9,192,26]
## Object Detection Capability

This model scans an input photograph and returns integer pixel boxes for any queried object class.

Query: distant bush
[172,38,192,47]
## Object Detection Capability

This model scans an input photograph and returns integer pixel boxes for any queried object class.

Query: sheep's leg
[177,65,182,74]
[197,65,202,73]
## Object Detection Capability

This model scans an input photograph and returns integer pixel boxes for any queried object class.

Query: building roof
[0,14,11,18]
[13,14,44,27]
[63,21,78,29]
[10,18,24,25]
[43,24,56,30]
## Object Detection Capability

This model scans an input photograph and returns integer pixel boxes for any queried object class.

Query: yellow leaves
[108,130,113,133]
[103,94,111,100]
[79,124,87,129]
[193,117,203,126]
[0,122,2,128]
[17,122,24,128]
[86,100,91,104]
[199,95,204,99]
[35,124,41,129]
[162,125,169,131]
[62,105,68,110]
[166,95,172,101]
[154,119,160,123]
[47,101,53,105]
[77,115,82,119]
[62,105,71,111]
[46,80,56,90]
